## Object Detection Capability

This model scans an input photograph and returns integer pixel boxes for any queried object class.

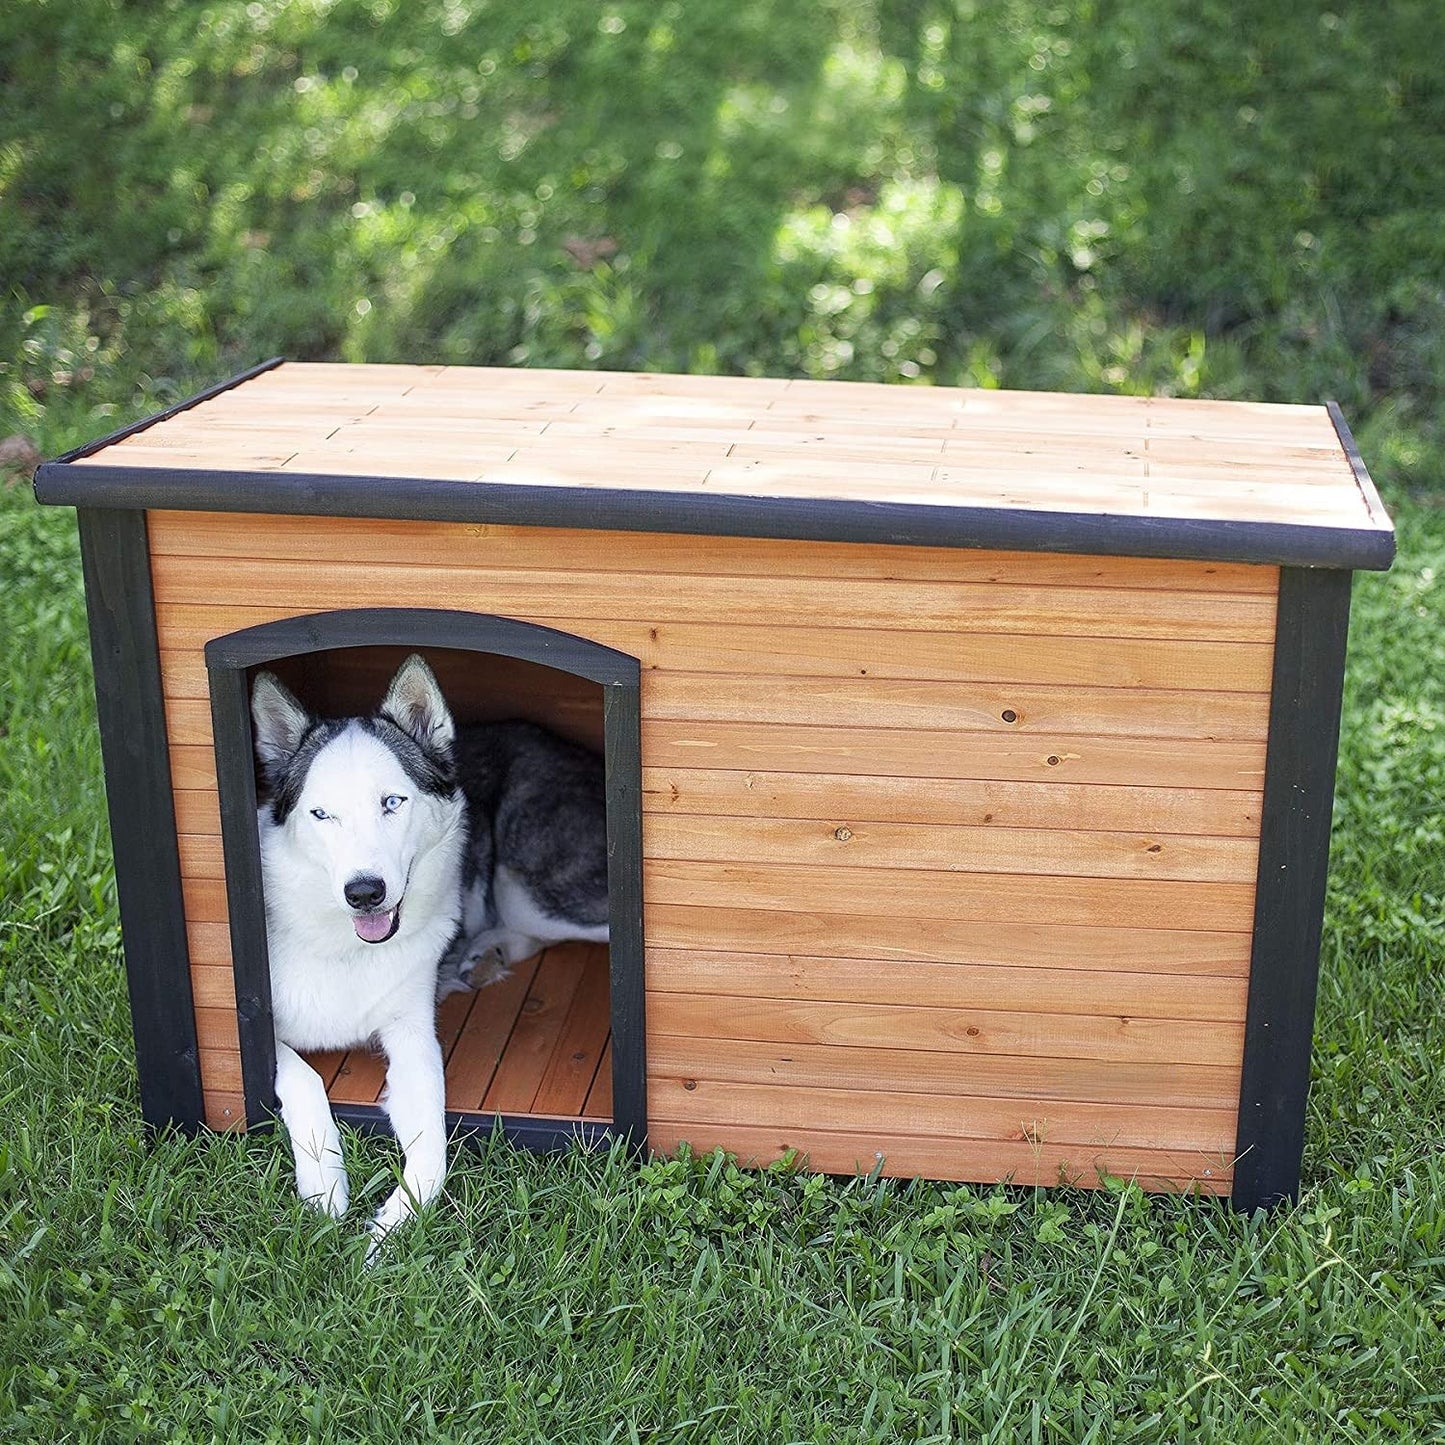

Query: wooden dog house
[36,360,1394,1210]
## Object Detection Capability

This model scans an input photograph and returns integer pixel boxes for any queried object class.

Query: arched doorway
[203,607,644,1150]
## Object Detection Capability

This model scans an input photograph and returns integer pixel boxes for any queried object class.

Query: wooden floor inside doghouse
[304,941,612,1122]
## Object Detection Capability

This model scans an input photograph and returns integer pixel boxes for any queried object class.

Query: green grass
[3,0,1445,1438]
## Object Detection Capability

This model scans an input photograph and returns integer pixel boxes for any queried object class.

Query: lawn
[2,1,1443,1439]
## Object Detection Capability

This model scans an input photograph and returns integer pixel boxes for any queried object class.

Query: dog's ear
[380,654,455,754]
[251,671,313,772]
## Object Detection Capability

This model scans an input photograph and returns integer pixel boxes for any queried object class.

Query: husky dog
[250,655,609,1249]
[251,656,466,1247]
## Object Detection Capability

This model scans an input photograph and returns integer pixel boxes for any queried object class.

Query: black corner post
[203,662,278,1129]
[1232,566,1354,1211]
[76,508,204,1132]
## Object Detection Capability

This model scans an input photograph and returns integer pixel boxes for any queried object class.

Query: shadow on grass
[3,1,860,374]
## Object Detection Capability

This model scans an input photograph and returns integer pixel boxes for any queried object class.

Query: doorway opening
[204,608,644,1151]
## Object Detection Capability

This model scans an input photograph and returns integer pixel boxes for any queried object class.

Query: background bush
[2,0,1442,498]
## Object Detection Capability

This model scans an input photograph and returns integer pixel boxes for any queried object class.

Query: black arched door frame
[204,607,644,1152]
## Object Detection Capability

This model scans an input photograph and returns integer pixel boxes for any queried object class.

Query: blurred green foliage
[1,0,1441,497]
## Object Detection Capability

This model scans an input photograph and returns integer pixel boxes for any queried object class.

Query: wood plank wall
[148,509,1277,1192]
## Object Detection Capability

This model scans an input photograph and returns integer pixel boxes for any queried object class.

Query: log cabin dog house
[36,360,1395,1211]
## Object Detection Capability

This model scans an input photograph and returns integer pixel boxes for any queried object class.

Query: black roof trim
[1325,400,1395,552]
[46,357,284,464]
[34,458,1398,570]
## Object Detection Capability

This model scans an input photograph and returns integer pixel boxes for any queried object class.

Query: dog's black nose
[344,874,387,910]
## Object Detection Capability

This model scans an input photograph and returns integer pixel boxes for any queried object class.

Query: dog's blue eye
[309,807,329,821]
[382,794,407,814]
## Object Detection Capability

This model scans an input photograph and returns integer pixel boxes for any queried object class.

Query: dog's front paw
[364,1187,417,1262]
[363,1150,446,1262]
[294,1147,349,1218]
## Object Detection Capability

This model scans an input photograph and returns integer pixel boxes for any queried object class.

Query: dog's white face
[251,655,462,946]
[286,725,447,942]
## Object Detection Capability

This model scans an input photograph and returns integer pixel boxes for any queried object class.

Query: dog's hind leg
[445,924,546,989]
[274,1041,348,1217]
[367,1020,447,1253]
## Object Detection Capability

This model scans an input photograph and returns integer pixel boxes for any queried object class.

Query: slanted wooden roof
[37,360,1394,569]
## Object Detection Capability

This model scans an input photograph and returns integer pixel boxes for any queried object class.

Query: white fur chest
[265,922,444,1052]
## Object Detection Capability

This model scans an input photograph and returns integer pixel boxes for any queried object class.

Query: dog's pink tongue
[353,910,396,943]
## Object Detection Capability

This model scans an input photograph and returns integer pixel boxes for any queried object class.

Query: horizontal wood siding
[150,509,1275,1185]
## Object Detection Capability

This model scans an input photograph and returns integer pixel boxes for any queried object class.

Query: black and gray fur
[440,719,610,993]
